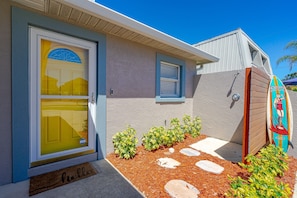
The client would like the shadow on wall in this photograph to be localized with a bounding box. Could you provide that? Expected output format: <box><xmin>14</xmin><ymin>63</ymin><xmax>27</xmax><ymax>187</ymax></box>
<box><xmin>227</xmin><ymin>72</ymin><xmax>239</xmax><ymax>97</ymax></box>
<box><xmin>192</xmin><ymin>74</ymin><xmax>201</xmax><ymax>97</ymax></box>
<box><xmin>230</xmin><ymin>117</ymin><xmax>243</xmax><ymax>144</ymax></box>
<box><xmin>228</xmin><ymin>72</ymin><xmax>240</xmax><ymax>109</ymax></box>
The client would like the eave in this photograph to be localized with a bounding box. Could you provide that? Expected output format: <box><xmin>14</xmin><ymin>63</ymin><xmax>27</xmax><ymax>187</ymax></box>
<box><xmin>11</xmin><ymin>0</ymin><xmax>219</xmax><ymax>64</ymax></box>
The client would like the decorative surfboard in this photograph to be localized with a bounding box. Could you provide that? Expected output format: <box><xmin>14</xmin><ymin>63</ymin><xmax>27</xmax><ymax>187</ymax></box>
<box><xmin>267</xmin><ymin>75</ymin><xmax>293</xmax><ymax>152</ymax></box>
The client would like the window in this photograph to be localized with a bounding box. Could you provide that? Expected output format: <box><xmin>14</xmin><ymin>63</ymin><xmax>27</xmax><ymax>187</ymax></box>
<box><xmin>160</xmin><ymin>62</ymin><xmax>180</xmax><ymax>97</ymax></box>
<box><xmin>249</xmin><ymin>45</ymin><xmax>258</xmax><ymax>61</ymax></box>
<box><xmin>156</xmin><ymin>53</ymin><xmax>185</xmax><ymax>102</ymax></box>
<box><xmin>261</xmin><ymin>55</ymin><xmax>267</xmax><ymax>65</ymax></box>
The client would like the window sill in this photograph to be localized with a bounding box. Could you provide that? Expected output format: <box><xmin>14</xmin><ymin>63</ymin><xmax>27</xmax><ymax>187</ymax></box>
<box><xmin>155</xmin><ymin>96</ymin><xmax>185</xmax><ymax>103</ymax></box>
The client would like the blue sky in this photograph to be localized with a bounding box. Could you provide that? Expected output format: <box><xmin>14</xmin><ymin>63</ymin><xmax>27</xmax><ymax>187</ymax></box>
<box><xmin>95</xmin><ymin>0</ymin><xmax>297</xmax><ymax>79</ymax></box>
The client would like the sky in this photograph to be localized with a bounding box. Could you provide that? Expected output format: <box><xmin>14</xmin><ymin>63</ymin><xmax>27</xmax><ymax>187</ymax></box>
<box><xmin>95</xmin><ymin>0</ymin><xmax>297</xmax><ymax>79</ymax></box>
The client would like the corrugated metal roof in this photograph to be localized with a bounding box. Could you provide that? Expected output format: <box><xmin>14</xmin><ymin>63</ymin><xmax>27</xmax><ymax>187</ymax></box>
<box><xmin>11</xmin><ymin>0</ymin><xmax>219</xmax><ymax>64</ymax></box>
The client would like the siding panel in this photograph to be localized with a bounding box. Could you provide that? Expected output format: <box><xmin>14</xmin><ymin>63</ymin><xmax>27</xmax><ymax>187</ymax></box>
<box><xmin>196</xmin><ymin>32</ymin><xmax>242</xmax><ymax>74</ymax></box>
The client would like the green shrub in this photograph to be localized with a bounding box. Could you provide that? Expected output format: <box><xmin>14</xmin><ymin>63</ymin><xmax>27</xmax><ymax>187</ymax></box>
<box><xmin>181</xmin><ymin>115</ymin><xmax>201</xmax><ymax>137</ymax></box>
<box><xmin>240</xmin><ymin>144</ymin><xmax>289</xmax><ymax>177</ymax></box>
<box><xmin>142</xmin><ymin>126</ymin><xmax>166</xmax><ymax>151</ymax></box>
<box><xmin>112</xmin><ymin>126</ymin><xmax>138</xmax><ymax>159</ymax></box>
<box><xmin>141</xmin><ymin>115</ymin><xmax>201</xmax><ymax>152</ymax></box>
<box><xmin>142</xmin><ymin>117</ymin><xmax>185</xmax><ymax>151</ymax></box>
<box><xmin>228</xmin><ymin>174</ymin><xmax>290</xmax><ymax>198</ymax></box>
<box><xmin>163</xmin><ymin>118</ymin><xmax>185</xmax><ymax>147</ymax></box>
<box><xmin>226</xmin><ymin>144</ymin><xmax>291</xmax><ymax>198</ymax></box>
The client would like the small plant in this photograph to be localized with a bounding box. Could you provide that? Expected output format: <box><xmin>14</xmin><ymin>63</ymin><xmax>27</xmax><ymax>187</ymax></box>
<box><xmin>181</xmin><ymin>115</ymin><xmax>201</xmax><ymax>137</ymax></box>
<box><xmin>142</xmin><ymin>126</ymin><xmax>166</xmax><ymax>151</ymax></box>
<box><xmin>169</xmin><ymin>118</ymin><xmax>185</xmax><ymax>143</ymax></box>
<box><xmin>142</xmin><ymin>118</ymin><xmax>185</xmax><ymax>151</ymax></box>
<box><xmin>228</xmin><ymin>174</ymin><xmax>291</xmax><ymax>198</ymax></box>
<box><xmin>112</xmin><ymin>126</ymin><xmax>138</xmax><ymax>159</ymax></box>
<box><xmin>240</xmin><ymin>144</ymin><xmax>289</xmax><ymax>177</ymax></box>
<box><xmin>162</xmin><ymin>118</ymin><xmax>185</xmax><ymax>147</ymax></box>
<box><xmin>226</xmin><ymin>144</ymin><xmax>291</xmax><ymax>198</ymax></box>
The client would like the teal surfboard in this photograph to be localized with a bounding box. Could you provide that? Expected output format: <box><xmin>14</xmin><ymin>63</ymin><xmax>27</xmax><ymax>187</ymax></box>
<box><xmin>267</xmin><ymin>75</ymin><xmax>293</xmax><ymax>152</ymax></box>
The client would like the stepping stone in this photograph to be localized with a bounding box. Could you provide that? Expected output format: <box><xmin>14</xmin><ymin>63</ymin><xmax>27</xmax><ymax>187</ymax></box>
<box><xmin>180</xmin><ymin>148</ymin><xmax>200</xmax><ymax>157</ymax></box>
<box><xmin>157</xmin><ymin>157</ymin><xmax>181</xmax><ymax>169</ymax></box>
<box><xmin>165</xmin><ymin>179</ymin><xmax>200</xmax><ymax>198</ymax></box>
<box><xmin>195</xmin><ymin>160</ymin><xmax>224</xmax><ymax>174</ymax></box>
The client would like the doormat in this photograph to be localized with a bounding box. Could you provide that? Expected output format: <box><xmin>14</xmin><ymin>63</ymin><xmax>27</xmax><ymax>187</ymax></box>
<box><xmin>29</xmin><ymin>162</ymin><xmax>97</xmax><ymax>196</ymax></box>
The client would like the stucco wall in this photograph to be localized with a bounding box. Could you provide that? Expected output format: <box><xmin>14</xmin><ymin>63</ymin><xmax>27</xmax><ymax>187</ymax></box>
<box><xmin>105</xmin><ymin>35</ymin><xmax>196</xmax><ymax>154</ymax></box>
<box><xmin>193</xmin><ymin>70</ymin><xmax>245</xmax><ymax>144</ymax></box>
<box><xmin>0</xmin><ymin>0</ymin><xmax>12</xmax><ymax>185</ymax></box>
<box><xmin>106</xmin><ymin>98</ymin><xmax>193</xmax><ymax>153</ymax></box>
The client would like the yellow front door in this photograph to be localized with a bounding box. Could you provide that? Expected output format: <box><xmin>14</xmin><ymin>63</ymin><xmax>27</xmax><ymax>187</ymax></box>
<box><xmin>30</xmin><ymin>27</ymin><xmax>96</xmax><ymax>164</ymax></box>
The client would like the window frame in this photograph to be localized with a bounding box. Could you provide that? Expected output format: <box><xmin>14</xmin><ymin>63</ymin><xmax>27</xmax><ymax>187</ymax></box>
<box><xmin>156</xmin><ymin>53</ymin><xmax>185</xmax><ymax>103</ymax></box>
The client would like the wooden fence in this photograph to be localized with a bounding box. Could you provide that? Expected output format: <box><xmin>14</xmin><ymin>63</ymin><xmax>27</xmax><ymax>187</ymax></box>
<box><xmin>242</xmin><ymin>67</ymin><xmax>271</xmax><ymax>161</ymax></box>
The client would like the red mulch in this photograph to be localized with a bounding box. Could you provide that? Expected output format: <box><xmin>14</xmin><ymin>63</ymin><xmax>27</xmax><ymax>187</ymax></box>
<box><xmin>106</xmin><ymin>135</ymin><xmax>297</xmax><ymax>198</ymax></box>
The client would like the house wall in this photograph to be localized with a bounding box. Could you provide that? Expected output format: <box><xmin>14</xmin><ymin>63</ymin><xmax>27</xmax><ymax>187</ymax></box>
<box><xmin>105</xmin><ymin>35</ymin><xmax>196</xmax><ymax>154</ymax></box>
<box><xmin>193</xmin><ymin>70</ymin><xmax>245</xmax><ymax>144</ymax></box>
<box><xmin>0</xmin><ymin>2</ymin><xmax>198</xmax><ymax>184</ymax></box>
<box><xmin>0</xmin><ymin>0</ymin><xmax>12</xmax><ymax>185</ymax></box>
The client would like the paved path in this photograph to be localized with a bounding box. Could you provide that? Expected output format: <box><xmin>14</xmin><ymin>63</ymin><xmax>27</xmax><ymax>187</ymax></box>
<box><xmin>0</xmin><ymin>160</ymin><xmax>144</xmax><ymax>198</ymax></box>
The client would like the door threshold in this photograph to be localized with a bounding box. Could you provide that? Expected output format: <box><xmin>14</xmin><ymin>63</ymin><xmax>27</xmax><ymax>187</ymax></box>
<box><xmin>28</xmin><ymin>152</ymin><xmax>97</xmax><ymax>177</ymax></box>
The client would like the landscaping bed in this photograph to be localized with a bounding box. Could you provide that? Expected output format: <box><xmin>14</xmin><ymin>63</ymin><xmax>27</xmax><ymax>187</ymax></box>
<box><xmin>107</xmin><ymin>134</ymin><xmax>297</xmax><ymax>198</ymax></box>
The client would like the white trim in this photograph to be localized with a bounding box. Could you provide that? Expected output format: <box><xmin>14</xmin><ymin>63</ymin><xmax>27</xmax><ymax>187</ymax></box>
<box><xmin>62</xmin><ymin>0</ymin><xmax>219</xmax><ymax>63</ymax></box>
<box><xmin>29</xmin><ymin>26</ymin><xmax>97</xmax><ymax>163</ymax></box>
<box><xmin>13</xmin><ymin>0</ymin><xmax>219</xmax><ymax>63</ymax></box>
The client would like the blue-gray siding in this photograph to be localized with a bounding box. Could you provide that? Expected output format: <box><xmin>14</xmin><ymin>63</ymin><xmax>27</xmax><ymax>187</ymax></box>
<box><xmin>0</xmin><ymin>0</ymin><xmax>12</xmax><ymax>185</ymax></box>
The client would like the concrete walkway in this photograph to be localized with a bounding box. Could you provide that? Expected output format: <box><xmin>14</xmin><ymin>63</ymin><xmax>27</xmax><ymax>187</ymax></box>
<box><xmin>190</xmin><ymin>137</ymin><xmax>242</xmax><ymax>162</ymax></box>
<box><xmin>0</xmin><ymin>160</ymin><xmax>144</xmax><ymax>198</ymax></box>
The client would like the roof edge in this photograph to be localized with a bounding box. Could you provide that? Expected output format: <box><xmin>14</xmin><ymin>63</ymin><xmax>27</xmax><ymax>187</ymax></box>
<box><xmin>194</xmin><ymin>28</ymin><xmax>269</xmax><ymax>57</ymax></box>
<box><xmin>62</xmin><ymin>0</ymin><xmax>219</xmax><ymax>63</ymax></box>
<box><xmin>193</xmin><ymin>28</ymin><xmax>242</xmax><ymax>46</ymax></box>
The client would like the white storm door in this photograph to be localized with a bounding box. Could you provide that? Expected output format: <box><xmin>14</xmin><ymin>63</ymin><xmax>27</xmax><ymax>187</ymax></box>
<box><xmin>29</xmin><ymin>27</ymin><xmax>97</xmax><ymax>164</ymax></box>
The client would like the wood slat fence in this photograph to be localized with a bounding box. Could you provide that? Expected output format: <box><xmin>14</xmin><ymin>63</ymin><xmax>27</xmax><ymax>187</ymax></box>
<box><xmin>242</xmin><ymin>67</ymin><xmax>271</xmax><ymax>161</ymax></box>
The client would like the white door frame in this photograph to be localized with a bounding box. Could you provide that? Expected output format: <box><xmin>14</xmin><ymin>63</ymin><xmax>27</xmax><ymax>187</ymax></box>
<box><xmin>29</xmin><ymin>26</ymin><xmax>97</xmax><ymax>164</ymax></box>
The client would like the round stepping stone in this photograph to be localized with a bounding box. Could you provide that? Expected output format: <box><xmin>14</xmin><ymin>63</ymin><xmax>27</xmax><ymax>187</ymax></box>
<box><xmin>195</xmin><ymin>160</ymin><xmax>224</xmax><ymax>174</ymax></box>
<box><xmin>165</xmin><ymin>179</ymin><xmax>200</xmax><ymax>198</ymax></box>
<box><xmin>157</xmin><ymin>157</ymin><xmax>181</xmax><ymax>169</ymax></box>
<box><xmin>180</xmin><ymin>148</ymin><xmax>200</xmax><ymax>156</ymax></box>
